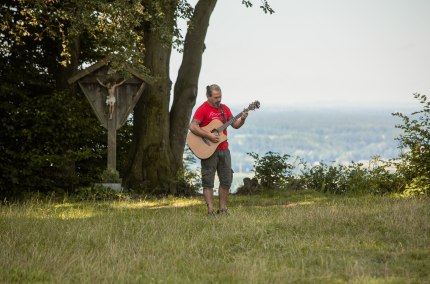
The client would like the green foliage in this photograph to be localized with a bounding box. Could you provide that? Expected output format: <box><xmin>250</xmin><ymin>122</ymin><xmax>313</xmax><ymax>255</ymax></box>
<box><xmin>0</xmin><ymin>86</ymin><xmax>105</xmax><ymax>197</ymax></box>
<box><xmin>74</xmin><ymin>185</ymin><xmax>128</xmax><ymax>201</ymax></box>
<box><xmin>300</xmin><ymin>157</ymin><xmax>403</xmax><ymax>195</ymax></box>
<box><xmin>175</xmin><ymin>149</ymin><xmax>201</xmax><ymax>196</ymax></box>
<box><xmin>100</xmin><ymin>168</ymin><xmax>121</xmax><ymax>183</ymax></box>
<box><xmin>301</xmin><ymin>162</ymin><xmax>347</xmax><ymax>194</ymax></box>
<box><xmin>403</xmin><ymin>176</ymin><xmax>430</xmax><ymax>197</ymax></box>
<box><xmin>0</xmin><ymin>73</ymin><xmax>135</xmax><ymax>198</ymax></box>
<box><xmin>1</xmin><ymin>0</ymin><xmax>147</xmax><ymax>67</ymax></box>
<box><xmin>0</xmin><ymin>0</ymin><xmax>199</xmax><ymax>67</ymax></box>
<box><xmin>242</xmin><ymin>0</ymin><xmax>275</xmax><ymax>14</ymax></box>
<box><xmin>247</xmin><ymin>152</ymin><xmax>403</xmax><ymax>195</ymax></box>
<box><xmin>247</xmin><ymin>151</ymin><xmax>293</xmax><ymax>189</ymax></box>
<box><xmin>175</xmin><ymin>167</ymin><xmax>200</xmax><ymax>196</ymax></box>
<box><xmin>393</xmin><ymin>93</ymin><xmax>430</xmax><ymax>196</ymax></box>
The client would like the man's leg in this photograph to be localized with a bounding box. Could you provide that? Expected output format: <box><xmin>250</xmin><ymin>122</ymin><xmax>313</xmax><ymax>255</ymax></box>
<box><xmin>219</xmin><ymin>187</ymin><xmax>229</xmax><ymax>212</ymax></box>
<box><xmin>201</xmin><ymin>152</ymin><xmax>218</xmax><ymax>215</ymax></box>
<box><xmin>218</xmin><ymin>149</ymin><xmax>233</xmax><ymax>213</ymax></box>
<box><xmin>203</xmin><ymin>188</ymin><xmax>214</xmax><ymax>214</ymax></box>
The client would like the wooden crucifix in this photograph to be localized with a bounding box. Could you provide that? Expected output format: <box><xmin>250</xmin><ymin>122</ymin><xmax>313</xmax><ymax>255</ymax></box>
<box><xmin>68</xmin><ymin>60</ymin><xmax>154</xmax><ymax>172</ymax></box>
<box><xmin>96</xmin><ymin>77</ymin><xmax>126</xmax><ymax>120</ymax></box>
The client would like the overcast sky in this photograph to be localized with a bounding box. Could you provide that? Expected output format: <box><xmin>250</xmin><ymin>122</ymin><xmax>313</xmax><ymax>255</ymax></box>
<box><xmin>170</xmin><ymin>0</ymin><xmax>430</xmax><ymax>109</ymax></box>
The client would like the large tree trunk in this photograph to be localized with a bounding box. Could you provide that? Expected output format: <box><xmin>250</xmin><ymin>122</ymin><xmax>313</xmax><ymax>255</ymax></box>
<box><xmin>170</xmin><ymin>0</ymin><xmax>218</xmax><ymax>171</ymax></box>
<box><xmin>125</xmin><ymin>1</ymin><xmax>177</xmax><ymax>194</ymax></box>
<box><xmin>126</xmin><ymin>0</ymin><xmax>218</xmax><ymax>194</ymax></box>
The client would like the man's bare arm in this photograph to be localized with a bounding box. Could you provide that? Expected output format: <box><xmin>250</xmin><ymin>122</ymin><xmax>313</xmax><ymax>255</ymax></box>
<box><xmin>232</xmin><ymin>111</ymin><xmax>248</xmax><ymax>129</ymax></box>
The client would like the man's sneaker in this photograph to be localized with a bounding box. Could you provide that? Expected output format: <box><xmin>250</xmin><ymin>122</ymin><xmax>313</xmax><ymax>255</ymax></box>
<box><xmin>217</xmin><ymin>209</ymin><xmax>229</xmax><ymax>215</ymax></box>
<box><xmin>208</xmin><ymin>211</ymin><xmax>216</xmax><ymax>216</ymax></box>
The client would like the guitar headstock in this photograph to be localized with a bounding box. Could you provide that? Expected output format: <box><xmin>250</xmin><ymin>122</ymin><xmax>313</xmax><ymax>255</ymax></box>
<box><xmin>247</xmin><ymin>100</ymin><xmax>261</xmax><ymax>111</ymax></box>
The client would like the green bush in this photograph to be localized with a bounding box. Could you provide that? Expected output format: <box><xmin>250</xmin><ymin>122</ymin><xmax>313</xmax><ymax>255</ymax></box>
<box><xmin>247</xmin><ymin>151</ymin><xmax>294</xmax><ymax>189</ymax></box>
<box><xmin>0</xmin><ymin>88</ymin><xmax>105</xmax><ymax>198</ymax></box>
<box><xmin>393</xmin><ymin>93</ymin><xmax>430</xmax><ymax>196</ymax></box>
<box><xmin>300</xmin><ymin>162</ymin><xmax>348</xmax><ymax>194</ymax></box>
<box><xmin>74</xmin><ymin>185</ymin><xmax>129</xmax><ymax>201</ymax></box>
<box><xmin>246</xmin><ymin>152</ymin><xmax>403</xmax><ymax>195</ymax></box>
<box><xmin>300</xmin><ymin>157</ymin><xmax>403</xmax><ymax>195</ymax></box>
<box><xmin>100</xmin><ymin>168</ymin><xmax>121</xmax><ymax>183</ymax></box>
<box><xmin>175</xmin><ymin>148</ymin><xmax>201</xmax><ymax>196</ymax></box>
<box><xmin>403</xmin><ymin>176</ymin><xmax>430</xmax><ymax>197</ymax></box>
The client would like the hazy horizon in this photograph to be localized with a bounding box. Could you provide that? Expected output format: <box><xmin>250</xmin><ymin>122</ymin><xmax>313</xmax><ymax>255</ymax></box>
<box><xmin>223</xmin><ymin>99</ymin><xmax>419</xmax><ymax>114</ymax></box>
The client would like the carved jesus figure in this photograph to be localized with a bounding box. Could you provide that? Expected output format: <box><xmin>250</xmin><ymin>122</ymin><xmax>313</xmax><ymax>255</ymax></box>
<box><xmin>97</xmin><ymin>78</ymin><xmax>126</xmax><ymax>119</ymax></box>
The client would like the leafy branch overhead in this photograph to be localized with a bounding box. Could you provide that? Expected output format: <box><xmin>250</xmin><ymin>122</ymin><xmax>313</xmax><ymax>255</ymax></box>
<box><xmin>242</xmin><ymin>0</ymin><xmax>275</xmax><ymax>14</ymax></box>
<box><xmin>2</xmin><ymin>0</ymin><xmax>148</xmax><ymax>66</ymax></box>
<box><xmin>2</xmin><ymin>0</ymin><xmax>274</xmax><ymax>67</ymax></box>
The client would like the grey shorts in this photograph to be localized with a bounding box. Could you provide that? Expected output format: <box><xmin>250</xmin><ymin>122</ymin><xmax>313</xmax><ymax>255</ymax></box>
<box><xmin>201</xmin><ymin>149</ymin><xmax>233</xmax><ymax>189</ymax></box>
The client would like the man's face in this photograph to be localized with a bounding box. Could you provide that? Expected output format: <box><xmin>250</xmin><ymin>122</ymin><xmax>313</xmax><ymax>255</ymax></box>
<box><xmin>208</xmin><ymin>90</ymin><xmax>222</xmax><ymax>107</ymax></box>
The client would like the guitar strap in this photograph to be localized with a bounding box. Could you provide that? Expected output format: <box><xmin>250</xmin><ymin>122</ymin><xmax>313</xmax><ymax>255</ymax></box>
<box><xmin>219</xmin><ymin>105</ymin><xmax>227</xmax><ymax>123</ymax></box>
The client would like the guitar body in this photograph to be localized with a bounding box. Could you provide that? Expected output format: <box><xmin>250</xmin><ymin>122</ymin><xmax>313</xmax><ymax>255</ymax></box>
<box><xmin>186</xmin><ymin>119</ymin><xmax>227</xmax><ymax>159</ymax></box>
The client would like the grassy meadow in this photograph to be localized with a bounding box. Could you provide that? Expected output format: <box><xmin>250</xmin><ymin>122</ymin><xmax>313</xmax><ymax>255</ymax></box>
<box><xmin>1</xmin><ymin>190</ymin><xmax>429</xmax><ymax>283</ymax></box>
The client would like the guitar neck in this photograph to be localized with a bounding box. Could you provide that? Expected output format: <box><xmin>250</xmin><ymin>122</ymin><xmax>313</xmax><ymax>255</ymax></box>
<box><xmin>214</xmin><ymin>101</ymin><xmax>259</xmax><ymax>132</ymax></box>
<box><xmin>217</xmin><ymin>112</ymin><xmax>243</xmax><ymax>132</ymax></box>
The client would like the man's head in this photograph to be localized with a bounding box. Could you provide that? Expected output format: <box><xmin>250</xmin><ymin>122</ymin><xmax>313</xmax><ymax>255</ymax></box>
<box><xmin>206</xmin><ymin>84</ymin><xmax>222</xmax><ymax>108</ymax></box>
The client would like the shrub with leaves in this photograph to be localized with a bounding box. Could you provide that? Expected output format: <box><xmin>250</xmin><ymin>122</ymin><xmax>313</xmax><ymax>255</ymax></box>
<box><xmin>393</xmin><ymin>93</ymin><xmax>430</xmax><ymax>196</ymax></box>
<box><xmin>366</xmin><ymin>156</ymin><xmax>404</xmax><ymax>195</ymax></box>
<box><xmin>0</xmin><ymin>89</ymin><xmax>105</xmax><ymax>198</ymax></box>
<box><xmin>247</xmin><ymin>151</ymin><xmax>293</xmax><ymax>189</ymax></box>
<box><xmin>299</xmin><ymin>156</ymin><xmax>403</xmax><ymax>195</ymax></box>
<box><xmin>100</xmin><ymin>168</ymin><xmax>121</xmax><ymax>183</ymax></box>
<box><xmin>175</xmin><ymin>148</ymin><xmax>201</xmax><ymax>196</ymax></box>
<box><xmin>75</xmin><ymin>185</ymin><xmax>129</xmax><ymax>201</ymax></box>
<box><xmin>301</xmin><ymin>162</ymin><xmax>348</xmax><ymax>194</ymax></box>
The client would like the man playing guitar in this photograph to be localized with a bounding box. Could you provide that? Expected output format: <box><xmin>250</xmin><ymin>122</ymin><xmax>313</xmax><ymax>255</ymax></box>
<box><xmin>189</xmin><ymin>84</ymin><xmax>248</xmax><ymax>215</ymax></box>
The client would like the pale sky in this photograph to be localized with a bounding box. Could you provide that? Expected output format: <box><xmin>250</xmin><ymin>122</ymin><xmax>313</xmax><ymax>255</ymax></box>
<box><xmin>170</xmin><ymin>0</ymin><xmax>430</xmax><ymax>108</ymax></box>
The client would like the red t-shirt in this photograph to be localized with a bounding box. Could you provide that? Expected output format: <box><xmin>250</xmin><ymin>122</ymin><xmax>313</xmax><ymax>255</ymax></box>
<box><xmin>193</xmin><ymin>101</ymin><xmax>233</xmax><ymax>150</ymax></box>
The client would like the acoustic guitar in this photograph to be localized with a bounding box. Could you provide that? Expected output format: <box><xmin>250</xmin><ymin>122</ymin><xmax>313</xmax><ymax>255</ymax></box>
<box><xmin>187</xmin><ymin>101</ymin><xmax>260</xmax><ymax>159</ymax></box>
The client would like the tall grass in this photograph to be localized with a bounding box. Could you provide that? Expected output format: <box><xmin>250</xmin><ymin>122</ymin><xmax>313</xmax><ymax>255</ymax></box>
<box><xmin>1</xmin><ymin>191</ymin><xmax>429</xmax><ymax>283</ymax></box>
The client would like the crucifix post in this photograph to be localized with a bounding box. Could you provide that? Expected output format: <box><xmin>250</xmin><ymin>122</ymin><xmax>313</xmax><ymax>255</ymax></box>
<box><xmin>107</xmin><ymin>114</ymin><xmax>117</xmax><ymax>170</ymax></box>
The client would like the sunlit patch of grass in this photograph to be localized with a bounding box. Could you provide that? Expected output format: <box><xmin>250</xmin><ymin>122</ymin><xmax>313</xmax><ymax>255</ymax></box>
<box><xmin>53</xmin><ymin>203</ymin><xmax>75</xmax><ymax>208</ymax></box>
<box><xmin>56</xmin><ymin>208</ymin><xmax>95</xmax><ymax>220</ymax></box>
<box><xmin>110</xmin><ymin>197</ymin><xmax>204</xmax><ymax>210</ymax></box>
<box><xmin>1</xmin><ymin>201</ymin><xmax>97</xmax><ymax>220</ymax></box>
